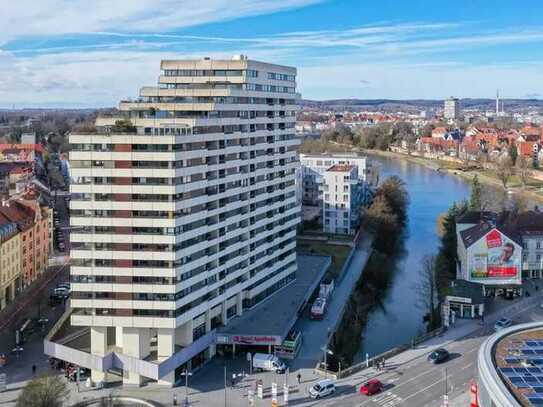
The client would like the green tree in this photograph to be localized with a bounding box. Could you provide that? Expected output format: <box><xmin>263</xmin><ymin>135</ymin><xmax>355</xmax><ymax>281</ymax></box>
<box><xmin>16</xmin><ymin>375</ymin><xmax>69</xmax><ymax>407</ymax></box>
<box><xmin>469</xmin><ymin>175</ymin><xmax>482</xmax><ymax>211</ymax></box>
<box><xmin>508</xmin><ymin>144</ymin><xmax>518</xmax><ymax>166</ymax></box>
<box><xmin>363</xmin><ymin>195</ymin><xmax>399</xmax><ymax>254</ymax></box>
<box><xmin>112</xmin><ymin>119</ymin><xmax>136</xmax><ymax>133</ymax></box>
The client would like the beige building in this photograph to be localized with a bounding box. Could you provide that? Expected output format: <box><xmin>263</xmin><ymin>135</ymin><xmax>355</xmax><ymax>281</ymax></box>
<box><xmin>59</xmin><ymin>56</ymin><xmax>300</xmax><ymax>386</ymax></box>
<box><xmin>0</xmin><ymin>221</ymin><xmax>21</xmax><ymax>310</ymax></box>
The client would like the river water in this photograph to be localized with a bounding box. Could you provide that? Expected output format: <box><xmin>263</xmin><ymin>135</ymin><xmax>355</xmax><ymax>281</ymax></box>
<box><xmin>356</xmin><ymin>155</ymin><xmax>471</xmax><ymax>360</ymax></box>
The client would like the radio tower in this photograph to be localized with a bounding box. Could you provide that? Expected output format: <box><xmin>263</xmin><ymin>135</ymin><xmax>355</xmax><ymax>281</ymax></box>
<box><xmin>496</xmin><ymin>89</ymin><xmax>500</xmax><ymax>115</ymax></box>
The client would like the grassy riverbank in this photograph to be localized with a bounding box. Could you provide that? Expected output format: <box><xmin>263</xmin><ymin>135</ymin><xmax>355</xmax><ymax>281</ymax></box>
<box><xmin>364</xmin><ymin>148</ymin><xmax>543</xmax><ymax>206</ymax></box>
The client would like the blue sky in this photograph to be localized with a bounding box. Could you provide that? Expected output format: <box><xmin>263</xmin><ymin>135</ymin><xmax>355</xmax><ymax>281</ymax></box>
<box><xmin>1</xmin><ymin>0</ymin><xmax>543</xmax><ymax>107</ymax></box>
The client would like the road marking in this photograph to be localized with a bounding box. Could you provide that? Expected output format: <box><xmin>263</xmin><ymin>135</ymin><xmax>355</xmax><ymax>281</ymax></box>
<box><xmin>371</xmin><ymin>391</ymin><xmax>403</xmax><ymax>406</ymax></box>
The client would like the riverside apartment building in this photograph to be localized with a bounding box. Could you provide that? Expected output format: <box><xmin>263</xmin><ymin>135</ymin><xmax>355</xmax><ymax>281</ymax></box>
<box><xmin>64</xmin><ymin>56</ymin><xmax>301</xmax><ymax>386</ymax></box>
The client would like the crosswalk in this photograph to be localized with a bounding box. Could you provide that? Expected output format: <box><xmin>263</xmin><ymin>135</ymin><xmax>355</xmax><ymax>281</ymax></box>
<box><xmin>369</xmin><ymin>391</ymin><xmax>403</xmax><ymax>407</ymax></box>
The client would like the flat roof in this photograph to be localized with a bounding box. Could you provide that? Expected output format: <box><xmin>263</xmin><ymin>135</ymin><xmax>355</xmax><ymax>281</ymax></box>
<box><xmin>217</xmin><ymin>255</ymin><xmax>331</xmax><ymax>341</ymax></box>
<box><xmin>327</xmin><ymin>164</ymin><xmax>354</xmax><ymax>173</ymax></box>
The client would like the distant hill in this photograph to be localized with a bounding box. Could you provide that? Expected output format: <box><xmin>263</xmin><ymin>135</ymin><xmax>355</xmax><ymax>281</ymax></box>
<box><xmin>300</xmin><ymin>98</ymin><xmax>543</xmax><ymax>112</ymax></box>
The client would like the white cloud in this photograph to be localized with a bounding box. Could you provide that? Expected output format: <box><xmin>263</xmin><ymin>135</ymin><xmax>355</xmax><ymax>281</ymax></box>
<box><xmin>0</xmin><ymin>0</ymin><xmax>322</xmax><ymax>44</ymax></box>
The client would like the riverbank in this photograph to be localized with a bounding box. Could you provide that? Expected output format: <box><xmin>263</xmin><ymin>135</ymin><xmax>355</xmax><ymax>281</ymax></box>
<box><xmin>365</xmin><ymin>148</ymin><xmax>543</xmax><ymax>206</ymax></box>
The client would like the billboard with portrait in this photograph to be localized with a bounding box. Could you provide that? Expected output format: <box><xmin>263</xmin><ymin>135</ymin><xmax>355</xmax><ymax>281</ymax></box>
<box><xmin>468</xmin><ymin>229</ymin><xmax>521</xmax><ymax>282</ymax></box>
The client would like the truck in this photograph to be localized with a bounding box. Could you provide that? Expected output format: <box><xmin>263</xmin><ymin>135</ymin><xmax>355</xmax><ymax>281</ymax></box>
<box><xmin>252</xmin><ymin>353</ymin><xmax>287</xmax><ymax>373</ymax></box>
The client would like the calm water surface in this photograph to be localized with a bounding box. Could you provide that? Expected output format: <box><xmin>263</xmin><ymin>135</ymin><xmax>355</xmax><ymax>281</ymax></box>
<box><xmin>356</xmin><ymin>155</ymin><xmax>470</xmax><ymax>360</ymax></box>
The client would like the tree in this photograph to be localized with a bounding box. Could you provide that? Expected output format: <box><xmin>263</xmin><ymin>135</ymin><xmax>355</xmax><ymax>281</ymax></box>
<box><xmin>496</xmin><ymin>156</ymin><xmax>514</xmax><ymax>189</ymax></box>
<box><xmin>363</xmin><ymin>195</ymin><xmax>399</xmax><ymax>254</ymax></box>
<box><xmin>416</xmin><ymin>254</ymin><xmax>439</xmax><ymax>329</ymax></box>
<box><xmin>516</xmin><ymin>154</ymin><xmax>531</xmax><ymax>188</ymax></box>
<box><xmin>112</xmin><ymin>119</ymin><xmax>136</xmax><ymax>133</ymax></box>
<box><xmin>469</xmin><ymin>175</ymin><xmax>482</xmax><ymax>211</ymax></box>
<box><xmin>375</xmin><ymin>176</ymin><xmax>409</xmax><ymax>225</ymax></box>
<box><xmin>508</xmin><ymin>144</ymin><xmax>518</xmax><ymax>166</ymax></box>
<box><xmin>16</xmin><ymin>375</ymin><xmax>69</xmax><ymax>407</ymax></box>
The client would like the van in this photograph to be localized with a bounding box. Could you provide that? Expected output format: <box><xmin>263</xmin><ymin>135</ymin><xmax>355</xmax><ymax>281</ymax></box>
<box><xmin>252</xmin><ymin>353</ymin><xmax>286</xmax><ymax>373</ymax></box>
<box><xmin>308</xmin><ymin>379</ymin><xmax>336</xmax><ymax>399</ymax></box>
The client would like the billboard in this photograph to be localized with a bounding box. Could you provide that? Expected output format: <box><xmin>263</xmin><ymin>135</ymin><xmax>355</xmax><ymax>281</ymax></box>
<box><xmin>469</xmin><ymin>229</ymin><xmax>521</xmax><ymax>281</ymax></box>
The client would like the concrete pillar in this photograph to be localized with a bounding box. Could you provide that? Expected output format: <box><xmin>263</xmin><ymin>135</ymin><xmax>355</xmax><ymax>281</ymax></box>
<box><xmin>176</xmin><ymin>320</ymin><xmax>193</xmax><ymax>347</ymax></box>
<box><xmin>90</xmin><ymin>327</ymin><xmax>108</xmax><ymax>383</ymax></box>
<box><xmin>115</xmin><ymin>327</ymin><xmax>123</xmax><ymax>348</ymax></box>
<box><xmin>236</xmin><ymin>292</ymin><xmax>243</xmax><ymax>316</ymax></box>
<box><xmin>205</xmin><ymin>311</ymin><xmax>216</xmax><ymax>357</ymax></box>
<box><xmin>157</xmin><ymin>328</ymin><xmax>176</xmax><ymax>387</ymax></box>
<box><xmin>205</xmin><ymin>310</ymin><xmax>212</xmax><ymax>333</ymax></box>
<box><xmin>221</xmin><ymin>300</ymin><xmax>228</xmax><ymax>325</ymax></box>
<box><xmin>122</xmin><ymin>328</ymin><xmax>151</xmax><ymax>386</ymax></box>
<box><xmin>10</xmin><ymin>281</ymin><xmax>15</xmax><ymax>301</ymax></box>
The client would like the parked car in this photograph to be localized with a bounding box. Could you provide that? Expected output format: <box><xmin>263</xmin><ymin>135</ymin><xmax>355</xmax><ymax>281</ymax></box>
<box><xmin>360</xmin><ymin>379</ymin><xmax>383</xmax><ymax>396</ymax></box>
<box><xmin>252</xmin><ymin>353</ymin><xmax>286</xmax><ymax>373</ymax></box>
<box><xmin>427</xmin><ymin>348</ymin><xmax>450</xmax><ymax>364</ymax></box>
<box><xmin>57</xmin><ymin>282</ymin><xmax>70</xmax><ymax>291</ymax></box>
<box><xmin>308</xmin><ymin>379</ymin><xmax>335</xmax><ymax>399</ymax></box>
<box><xmin>310</xmin><ymin>298</ymin><xmax>327</xmax><ymax>320</ymax></box>
<box><xmin>53</xmin><ymin>287</ymin><xmax>70</xmax><ymax>298</ymax></box>
<box><xmin>494</xmin><ymin>317</ymin><xmax>513</xmax><ymax>331</ymax></box>
<box><xmin>68</xmin><ymin>367</ymin><xmax>90</xmax><ymax>382</ymax></box>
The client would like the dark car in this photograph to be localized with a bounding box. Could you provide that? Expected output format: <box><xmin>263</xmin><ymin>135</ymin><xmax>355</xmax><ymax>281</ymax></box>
<box><xmin>427</xmin><ymin>348</ymin><xmax>449</xmax><ymax>364</ymax></box>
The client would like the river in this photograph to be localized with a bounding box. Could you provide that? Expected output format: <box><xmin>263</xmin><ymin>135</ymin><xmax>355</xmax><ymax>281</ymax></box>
<box><xmin>356</xmin><ymin>154</ymin><xmax>471</xmax><ymax>360</ymax></box>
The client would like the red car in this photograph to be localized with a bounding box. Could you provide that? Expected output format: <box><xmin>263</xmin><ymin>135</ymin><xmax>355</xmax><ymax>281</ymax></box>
<box><xmin>360</xmin><ymin>379</ymin><xmax>384</xmax><ymax>396</ymax></box>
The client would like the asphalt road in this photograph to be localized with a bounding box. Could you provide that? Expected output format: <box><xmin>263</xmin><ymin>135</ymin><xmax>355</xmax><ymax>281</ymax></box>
<box><xmin>305</xmin><ymin>304</ymin><xmax>543</xmax><ymax>407</ymax></box>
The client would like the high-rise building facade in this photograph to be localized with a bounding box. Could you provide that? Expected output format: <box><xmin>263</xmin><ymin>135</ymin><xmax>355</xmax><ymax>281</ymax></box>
<box><xmin>444</xmin><ymin>97</ymin><xmax>461</xmax><ymax>120</ymax></box>
<box><xmin>68</xmin><ymin>56</ymin><xmax>300</xmax><ymax>386</ymax></box>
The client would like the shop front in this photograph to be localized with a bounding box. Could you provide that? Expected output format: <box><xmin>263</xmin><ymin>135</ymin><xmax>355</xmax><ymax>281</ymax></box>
<box><xmin>442</xmin><ymin>280</ymin><xmax>485</xmax><ymax>326</ymax></box>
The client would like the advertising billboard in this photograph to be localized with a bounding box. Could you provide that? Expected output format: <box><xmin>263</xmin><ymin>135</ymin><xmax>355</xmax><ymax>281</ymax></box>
<box><xmin>469</xmin><ymin>229</ymin><xmax>521</xmax><ymax>281</ymax></box>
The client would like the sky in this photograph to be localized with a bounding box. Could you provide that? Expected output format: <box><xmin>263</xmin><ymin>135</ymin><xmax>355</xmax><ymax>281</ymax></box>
<box><xmin>1</xmin><ymin>0</ymin><xmax>543</xmax><ymax>108</ymax></box>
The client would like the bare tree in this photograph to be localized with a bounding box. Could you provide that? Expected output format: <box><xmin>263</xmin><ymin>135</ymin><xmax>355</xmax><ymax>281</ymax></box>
<box><xmin>16</xmin><ymin>375</ymin><xmax>69</xmax><ymax>407</ymax></box>
<box><xmin>516</xmin><ymin>154</ymin><xmax>532</xmax><ymax>188</ymax></box>
<box><xmin>416</xmin><ymin>255</ymin><xmax>439</xmax><ymax>329</ymax></box>
<box><xmin>496</xmin><ymin>156</ymin><xmax>514</xmax><ymax>189</ymax></box>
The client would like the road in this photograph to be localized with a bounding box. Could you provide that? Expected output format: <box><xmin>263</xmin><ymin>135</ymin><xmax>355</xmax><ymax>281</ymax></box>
<box><xmin>296</xmin><ymin>301</ymin><xmax>543</xmax><ymax>407</ymax></box>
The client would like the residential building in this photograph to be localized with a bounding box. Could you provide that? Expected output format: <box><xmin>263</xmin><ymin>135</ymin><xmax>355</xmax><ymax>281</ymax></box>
<box><xmin>444</xmin><ymin>97</ymin><xmax>461</xmax><ymax>120</ymax></box>
<box><xmin>0</xmin><ymin>199</ymin><xmax>51</xmax><ymax>287</ymax></box>
<box><xmin>0</xmin><ymin>220</ymin><xmax>21</xmax><ymax>309</ymax></box>
<box><xmin>299</xmin><ymin>153</ymin><xmax>376</xmax><ymax>206</ymax></box>
<box><xmin>65</xmin><ymin>56</ymin><xmax>300</xmax><ymax>386</ymax></box>
<box><xmin>321</xmin><ymin>165</ymin><xmax>364</xmax><ymax>235</ymax></box>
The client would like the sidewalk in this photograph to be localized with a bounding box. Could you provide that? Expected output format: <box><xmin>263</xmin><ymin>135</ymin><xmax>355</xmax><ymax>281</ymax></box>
<box><xmin>290</xmin><ymin>233</ymin><xmax>373</xmax><ymax>370</ymax></box>
<box><xmin>333</xmin><ymin>289</ymin><xmax>543</xmax><ymax>387</ymax></box>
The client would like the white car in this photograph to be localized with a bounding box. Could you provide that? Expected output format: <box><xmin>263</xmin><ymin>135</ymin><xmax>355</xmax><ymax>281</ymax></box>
<box><xmin>308</xmin><ymin>379</ymin><xmax>335</xmax><ymax>399</ymax></box>
<box><xmin>494</xmin><ymin>317</ymin><xmax>513</xmax><ymax>331</ymax></box>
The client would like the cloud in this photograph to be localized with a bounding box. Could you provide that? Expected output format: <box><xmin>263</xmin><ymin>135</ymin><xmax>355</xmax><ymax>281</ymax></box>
<box><xmin>0</xmin><ymin>0</ymin><xmax>322</xmax><ymax>44</ymax></box>
<box><xmin>525</xmin><ymin>93</ymin><xmax>542</xmax><ymax>98</ymax></box>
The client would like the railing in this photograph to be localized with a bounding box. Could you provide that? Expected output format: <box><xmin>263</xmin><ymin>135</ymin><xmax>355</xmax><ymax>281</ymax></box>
<box><xmin>316</xmin><ymin>326</ymin><xmax>446</xmax><ymax>379</ymax></box>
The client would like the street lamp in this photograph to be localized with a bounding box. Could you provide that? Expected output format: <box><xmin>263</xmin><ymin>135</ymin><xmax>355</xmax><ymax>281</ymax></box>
<box><xmin>180</xmin><ymin>370</ymin><xmax>193</xmax><ymax>407</ymax></box>
<box><xmin>321</xmin><ymin>346</ymin><xmax>334</xmax><ymax>378</ymax></box>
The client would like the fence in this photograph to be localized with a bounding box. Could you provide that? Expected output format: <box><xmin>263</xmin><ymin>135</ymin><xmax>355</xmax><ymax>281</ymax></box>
<box><xmin>315</xmin><ymin>326</ymin><xmax>446</xmax><ymax>379</ymax></box>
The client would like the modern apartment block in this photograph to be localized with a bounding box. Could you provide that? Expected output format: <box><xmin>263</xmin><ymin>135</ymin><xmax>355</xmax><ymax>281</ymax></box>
<box><xmin>444</xmin><ymin>97</ymin><xmax>461</xmax><ymax>120</ymax></box>
<box><xmin>321</xmin><ymin>165</ymin><xmax>364</xmax><ymax>235</ymax></box>
<box><xmin>66</xmin><ymin>56</ymin><xmax>301</xmax><ymax>386</ymax></box>
<box><xmin>299</xmin><ymin>153</ymin><xmax>376</xmax><ymax>206</ymax></box>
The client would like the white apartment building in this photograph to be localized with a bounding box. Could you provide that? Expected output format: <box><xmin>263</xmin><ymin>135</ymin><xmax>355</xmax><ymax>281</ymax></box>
<box><xmin>321</xmin><ymin>165</ymin><xmax>363</xmax><ymax>235</ymax></box>
<box><xmin>65</xmin><ymin>56</ymin><xmax>300</xmax><ymax>386</ymax></box>
<box><xmin>444</xmin><ymin>97</ymin><xmax>461</xmax><ymax>120</ymax></box>
<box><xmin>299</xmin><ymin>153</ymin><xmax>376</xmax><ymax>206</ymax></box>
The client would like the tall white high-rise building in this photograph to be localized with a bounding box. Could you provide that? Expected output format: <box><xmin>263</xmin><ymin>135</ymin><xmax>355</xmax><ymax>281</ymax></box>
<box><xmin>66</xmin><ymin>56</ymin><xmax>300</xmax><ymax>386</ymax></box>
<box><xmin>444</xmin><ymin>97</ymin><xmax>461</xmax><ymax>120</ymax></box>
